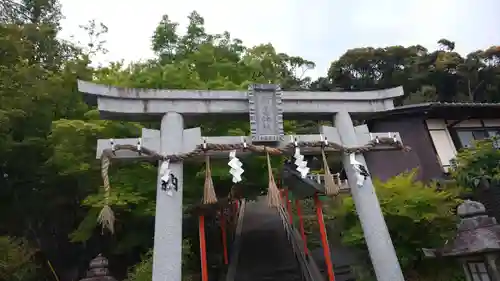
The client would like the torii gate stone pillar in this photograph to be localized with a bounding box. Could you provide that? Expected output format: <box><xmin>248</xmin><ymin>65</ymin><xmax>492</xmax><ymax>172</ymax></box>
<box><xmin>335</xmin><ymin>110</ymin><xmax>405</xmax><ymax>281</ymax></box>
<box><xmin>155</xmin><ymin>112</ymin><xmax>184</xmax><ymax>281</ymax></box>
<box><xmin>78</xmin><ymin>81</ymin><xmax>406</xmax><ymax>281</ymax></box>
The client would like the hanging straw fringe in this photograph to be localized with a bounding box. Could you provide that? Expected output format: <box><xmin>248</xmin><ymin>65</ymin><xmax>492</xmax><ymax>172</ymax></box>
<box><xmin>331</xmin><ymin>173</ymin><xmax>345</xmax><ymax>208</ymax></box>
<box><xmin>203</xmin><ymin>156</ymin><xmax>218</xmax><ymax>204</ymax></box>
<box><xmin>266</xmin><ymin>152</ymin><xmax>281</xmax><ymax>207</ymax></box>
<box><xmin>334</xmin><ymin>173</ymin><xmax>343</xmax><ymax>188</ymax></box>
<box><xmin>99</xmin><ymin>156</ymin><xmax>115</xmax><ymax>234</ymax></box>
<box><xmin>321</xmin><ymin>149</ymin><xmax>340</xmax><ymax>196</ymax></box>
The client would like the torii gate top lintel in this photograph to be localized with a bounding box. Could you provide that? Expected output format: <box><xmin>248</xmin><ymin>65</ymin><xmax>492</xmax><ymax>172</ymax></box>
<box><xmin>77</xmin><ymin>80</ymin><xmax>403</xmax><ymax>119</ymax></box>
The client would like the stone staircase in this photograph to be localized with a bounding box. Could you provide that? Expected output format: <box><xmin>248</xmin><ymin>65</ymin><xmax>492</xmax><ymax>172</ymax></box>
<box><xmin>234</xmin><ymin>199</ymin><xmax>303</xmax><ymax>281</ymax></box>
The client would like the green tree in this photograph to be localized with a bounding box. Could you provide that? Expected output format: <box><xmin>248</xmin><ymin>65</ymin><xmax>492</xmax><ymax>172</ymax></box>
<box><xmin>334</xmin><ymin>171</ymin><xmax>461</xmax><ymax>279</ymax></box>
<box><xmin>451</xmin><ymin>138</ymin><xmax>500</xmax><ymax>189</ymax></box>
<box><xmin>0</xmin><ymin>0</ymin><xmax>97</xmax><ymax>279</ymax></box>
<box><xmin>450</xmin><ymin>138</ymin><xmax>500</xmax><ymax>239</ymax></box>
<box><xmin>323</xmin><ymin>40</ymin><xmax>500</xmax><ymax>104</ymax></box>
<box><xmin>0</xmin><ymin>237</ymin><xmax>37</xmax><ymax>281</ymax></box>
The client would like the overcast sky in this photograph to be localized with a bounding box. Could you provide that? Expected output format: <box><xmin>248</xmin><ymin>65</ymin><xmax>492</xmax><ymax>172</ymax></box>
<box><xmin>58</xmin><ymin>0</ymin><xmax>500</xmax><ymax>79</ymax></box>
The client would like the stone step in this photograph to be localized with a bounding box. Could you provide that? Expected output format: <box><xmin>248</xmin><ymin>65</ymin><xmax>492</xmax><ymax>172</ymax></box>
<box><xmin>234</xmin><ymin>198</ymin><xmax>303</xmax><ymax>281</ymax></box>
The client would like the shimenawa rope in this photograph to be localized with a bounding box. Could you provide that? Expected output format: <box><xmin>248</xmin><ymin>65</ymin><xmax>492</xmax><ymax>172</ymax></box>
<box><xmin>98</xmin><ymin>137</ymin><xmax>409</xmax><ymax>232</ymax></box>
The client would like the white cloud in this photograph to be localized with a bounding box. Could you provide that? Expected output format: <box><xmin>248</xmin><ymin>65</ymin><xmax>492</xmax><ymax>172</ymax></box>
<box><xmin>59</xmin><ymin>0</ymin><xmax>500</xmax><ymax>79</ymax></box>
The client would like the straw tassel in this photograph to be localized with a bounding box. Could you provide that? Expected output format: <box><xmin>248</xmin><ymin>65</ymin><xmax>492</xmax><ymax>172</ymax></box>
<box><xmin>266</xmin><ymin>152</ymin><xmax>281</xmax><ymax>207</ymax></box>
<box><xmin>99</xmin><ymin>156</ymin><xmax>115</xmax><ymax>234</ymax></box>
<box><xmin>331</xmin><ymin>173</ymin><xmax>344</xmax><ymax>208</ymax></box>
<box><xmin>321</xmin><ymin>149</ymin><xmax>340</xmax><ymax>196</ymax></box>
<box><xmin>334</xmin><ymin>173</ymin><xmax>343</xmax><ymax>189</ymax></box>
<box><xmin>203</xmin><ymin>155</ymin><xmax>218</xmax><ymax>204</ymax></box>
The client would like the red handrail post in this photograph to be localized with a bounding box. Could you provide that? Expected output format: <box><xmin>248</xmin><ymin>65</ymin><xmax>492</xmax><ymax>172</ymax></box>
<box><xmin>198</xmin><ymin>215</ymin><xmax>209</xmax><ymax>281</ymax></box>
<box><xmin>314</xmin><ymin>193</ymin><xmax>335</xmax><ymax>281</ymax></box>
<box><xmin>295</xmin><ymin>199</ymin><xmax>309</xmax><ymax>255</ymax></box>
<box><xmin>220</xmin><ymin>209</ymin><xmax>228</xmax><ymax>265</ymax></box>
<box><xmin>285</xmin><ymin>189</ymin><xmax>293</xmax><ymax>224</ymax></box>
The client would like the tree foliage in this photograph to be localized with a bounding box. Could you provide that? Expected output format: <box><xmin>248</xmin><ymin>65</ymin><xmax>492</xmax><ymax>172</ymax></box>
<box><xmin>323</xmin><ymin>41</ymin><xmax>500</xmax><ymax>104</ymax></box>
<box><xmin>0</xmin><ymin>237</ymin><xmax>37</xmax><ymax>281</ymax></box>
<box><xmin>126</xmin><ymin>240</ymin><xmax>194</xmax><ymax>281</ymax></box>
<box><xmin>334</xmin><ymin>171</ymin><xmax>462</xmax><ymax>279</ymax></box>
<box><xmin>1</xmin><ymin>0</ymin><xmax>499</xmax><ymax>280</ymax></box>
<box><xmin>451</xmin><ymin>138</ymin><xmax>500</xmax><ymax>188</ymax></box>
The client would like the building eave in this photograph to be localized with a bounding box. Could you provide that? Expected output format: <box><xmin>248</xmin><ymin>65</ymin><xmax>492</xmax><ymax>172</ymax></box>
<box><xmin>364</xmin><ymin>102</ymin><xmax>500</xmax><ymax>121</ymax></box>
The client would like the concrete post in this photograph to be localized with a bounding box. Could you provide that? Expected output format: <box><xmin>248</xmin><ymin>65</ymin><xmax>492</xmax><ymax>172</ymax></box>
<box><xmin>152</xmin><ymin>112</ymin><xmax>184</xmax><ymax>281</ymax></box>
<box><xmin>334</xmin><ymin>110</ymin><xmax>404</xmax><ymax>281</ymax></box>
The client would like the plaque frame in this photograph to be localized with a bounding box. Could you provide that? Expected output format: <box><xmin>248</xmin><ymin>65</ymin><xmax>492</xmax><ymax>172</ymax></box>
<box><xmin>248</xmin><ymin>84</ymin><xmax>284</xmax><ymax>143</ymax></box>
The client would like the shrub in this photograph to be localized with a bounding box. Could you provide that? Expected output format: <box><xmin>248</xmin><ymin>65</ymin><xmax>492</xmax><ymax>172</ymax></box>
<box><xmin>0</xmin><ymin>236</ymin><xmax>37</xmax><ymax>281</ymax></box>
<box><xmin>450</xmin><ymin>138</ymin><xmax>500</xmax><ymax>189</ymax></box>
<box><xmin>335</xmin><ymin>170</ymin><xmax>461</xmax><ymax>277</ymax></box>
<box><xmin>126</xmin><ymin>239</ymin><xmax>194</xmax><ymax>281</ymax></box>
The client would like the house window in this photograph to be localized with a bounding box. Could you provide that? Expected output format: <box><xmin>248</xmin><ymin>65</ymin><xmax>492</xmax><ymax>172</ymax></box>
<box><xmin>455</xmin><ymin>130</ymin><xmax>488</xmax><ymax>148</ymax></box>
<box><xmin>426</xmin><ymin>119</ymin><xmax>500</xmax><ymax>172</ymax></box>
<box><xmin>452</xmin><ymin>129</ymin><xmax>500</xmax><ymax>149</ymax></box>
<box><xmin>467</xmin><ymin>261</ymin><xmax>491</xmax><ymax>281</ymax></box>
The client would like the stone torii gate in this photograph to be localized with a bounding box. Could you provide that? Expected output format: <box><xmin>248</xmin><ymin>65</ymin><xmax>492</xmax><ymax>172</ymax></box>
<box><xmin>78</xmin><ymin>81</ymin><xmax>407</xmax><ymax>281</ymax></box>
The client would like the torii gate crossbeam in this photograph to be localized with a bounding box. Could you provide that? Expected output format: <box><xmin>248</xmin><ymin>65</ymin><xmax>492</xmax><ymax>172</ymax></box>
<box><xmin>78</xmin><ymin>80</ymin><xmax>401</xmax><ymax>119</ymax></box>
